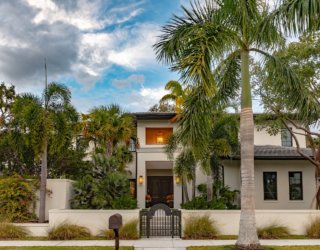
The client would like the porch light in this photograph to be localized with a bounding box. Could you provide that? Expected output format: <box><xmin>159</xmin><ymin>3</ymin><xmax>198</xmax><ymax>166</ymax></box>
<box><xmin>138</xmin><ymin>175</ymin><xmax>144</xmax><ymax>185</ymax></box>
<box><xmin>175</xmin><ymin>176</ymin><xmax>181</xmax><ymax>184</ymax></box>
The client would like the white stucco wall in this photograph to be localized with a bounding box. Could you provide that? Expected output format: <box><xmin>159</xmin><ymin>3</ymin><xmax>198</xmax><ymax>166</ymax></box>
<box><xmin>35</xmin><ymin>179</ymin><xmax>74</xmax><ymax>221</ymax></box>
<box><xmin>49</xmin><ymin>209</ymin><xmax>139</xmax><ymax>235</ymax></box>
<box><xmin>254</xmin><ymin>125</ymin><xmax>306</xmax><ymax>147</ymax></box>
<box><xmin>222</xmin><ymin>160</ymin><xmax>316</xmax><ymax>209</ymax></box>
<box><xmin>13</xmin><ymin>223</ymin><xmax>49</xmax><ymax>237</ymax></box>
<box><xmin>182</xmin><ymin>210</ymin><xmax>320</xmax><ymax>235</ymax></box>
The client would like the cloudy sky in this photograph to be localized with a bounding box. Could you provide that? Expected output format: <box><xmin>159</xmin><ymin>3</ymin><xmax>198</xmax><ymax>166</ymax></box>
<box><xmin>0</xmin><ymin>0</ymin><xmax>199</xmax><ymax>112</ymax></box>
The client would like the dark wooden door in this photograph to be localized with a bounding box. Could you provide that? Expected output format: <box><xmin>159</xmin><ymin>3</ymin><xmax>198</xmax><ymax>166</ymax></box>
<box><xmin>147</xmin><ymin>176</ymin><xmax>173</xmax><ymax>207</ymax></box>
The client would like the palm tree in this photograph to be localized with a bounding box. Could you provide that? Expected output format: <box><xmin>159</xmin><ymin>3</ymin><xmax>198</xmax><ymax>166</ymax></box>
<box><xmin>160</xmin><ymin>80</ymin><xmax>188</xmax><ymax>113</ymax></box>
<box><xmin>154</xmin><ymin>0</ymin><xmax>316</xmax><ymax>248</ymax></box>
<box><xmin>82</xmin><ymin>104</ymin><xmax>135</xmax><ymax>161</ymax></box>
<box><xmin>11</xmin><ymin>83</ymin><xmax>73</xmax><ymax>223</ymax></box>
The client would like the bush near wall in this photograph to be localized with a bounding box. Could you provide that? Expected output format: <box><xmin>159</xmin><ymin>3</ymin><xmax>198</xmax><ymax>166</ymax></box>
<box><xmin>306</xmin><ymin>217</ymin><xmax>320</xmax><ymax>238</ymax></box>
<box><xmin>183</xmin><ymin>215</ymin><xmax>218</xmax><ymax>239</ymax></box>
<box><xmin>0</xmin><ymin>175</ymin><xmax>37</xmax><ymax>222</ymax></box>
<box><xmin>0</xmin><ymin>223</ymin><xmax>29</xmax><ymax>239</ymax></box>
<box><xmin>71</xmin><ymin>172</ymin><xmax>137</xmax><ymax>209</ymax></box>
<box><xmin>48</xmin><ymin>222</ymin><xmax>91</xmax><ymax>240</ymax></box>
<box><xmin>101</xmin><ymin>220</ymin><xmax>139</xmax><ymax>239</ymax></box>
<box><xmin>181</xmin><ymin>184</ymin><xmax>239</xmax><ymax>209</ymax></box>
<box><xmin>257</xmin><ymin>224</ymin><xmax>291</xmax><ymax>239</ymax></box>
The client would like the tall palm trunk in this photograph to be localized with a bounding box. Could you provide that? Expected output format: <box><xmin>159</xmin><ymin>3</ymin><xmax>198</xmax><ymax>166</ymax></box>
<box><xmin>236</xmin><ymin>50</ymin><xmax>260</xmax><ymax>248</ymax></box>
<box><xmin>192</xmin><ymin>165</ymin><xmax>196</xmax><ymax>199</ymax></box>
<box><xmin>182</xmin><ymin>177</ymin><xmax>190</xmax><ymax>203</ymax></box>
<box><xmin>39</xmin><ymin>141</ymin><xmax>47</xmax><ymax>223</ymax></box>
<box><xmin>207</xmin><ymin>171</ymin><xmax>213</xmax><ymax>202</ymax></box>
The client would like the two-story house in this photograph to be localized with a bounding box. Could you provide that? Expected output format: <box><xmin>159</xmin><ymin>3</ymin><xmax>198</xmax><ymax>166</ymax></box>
<box><xmin>127</xmin><ymin>112</ymin><xmax>316</xmax><ymax>210</ymax></box>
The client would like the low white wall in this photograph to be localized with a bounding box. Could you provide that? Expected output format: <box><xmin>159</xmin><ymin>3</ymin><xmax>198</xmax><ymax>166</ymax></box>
<box><xmin>181</xmin><ymin>210</ymin><xmax>320</xmax><ymax>235</ymax></box>
<box><xmin>14</xmin><ymin>223</ymin><xmax>49</xmax><ymax>237</ymax></box>
<box><xmin>34</xmin><ymin>179</ymin><xmax>74</xmax><ymax>221</ymax></box>
<box><xmin>49</xmin><ymin>209</ymin><xmax>140</xmax><ymax>235</ymax></box>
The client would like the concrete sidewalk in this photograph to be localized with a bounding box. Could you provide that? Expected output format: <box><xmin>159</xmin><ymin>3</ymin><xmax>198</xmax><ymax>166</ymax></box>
<box><xmin>1</xmin><ymin>238</ymin><xmax>320</xmax><ymax>248</ymax></box>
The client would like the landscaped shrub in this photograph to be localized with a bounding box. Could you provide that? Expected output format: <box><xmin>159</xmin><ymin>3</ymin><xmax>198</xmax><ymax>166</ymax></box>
<box><xmin>257</xmin><ymin>224</ymin><xmax>290</xmax><ymax>239</ymax></box>
<box><xmin>183</xmin><ymin>215</ymin><xmax>218</xmax><ymax>239</ymax></box>
<box><xmin>101</xmin><ymin>220</ymin><xmax>139</xmax><ymax>240</ymax></box>
<box><xmin>71</xmin><ymin>169</ymin><xmax>137</xmax><ymax>209</ymax></box>
<box><xmin>0</xmin><ymin>175</ymin><xmax>37</xmax><ymax>222</ymax></box>
<box><xmin>112</xmin><ymin>194</ymin><xmax>137</xmax><ymax>209</ymax></box>
<box><xmin>181</xmin><ymin>183</ymin><xmax>239</xmax><ymax>209</ymax></box>
<box><xmin>0</xmin><ymin>223</ymin><xmax>29</xmax><ymax>239</ymax></box>
<box><xmin>306</xmin><ymin>217</ymin><xmax>320</xmax><ymax>238</ymax></box>
<box><xmin>48</xmin><ymin>223</ymin><xmax>91</xmax><ymax>240</ymax></box>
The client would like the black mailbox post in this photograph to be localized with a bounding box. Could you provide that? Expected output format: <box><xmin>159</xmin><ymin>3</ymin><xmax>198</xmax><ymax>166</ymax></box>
<box><xmin>109</xmin><ymin>213</ymin><xmax>123</xmax><ymax>250</ymax></box>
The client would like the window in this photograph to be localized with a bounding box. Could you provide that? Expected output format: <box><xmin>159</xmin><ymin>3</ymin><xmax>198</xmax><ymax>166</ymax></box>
<box><xmin>281</xmin><ymin>128</ymin><xmax>292</xmax><ymax>147</ymax></box>
<box><xmin>289</xmin><ymin>171</ymin><xmax>303</xmax><ymax>200</ymax></box>
<box><xmin>129</xmin><ymin>138</ymin><xmax>136</xmax><ymax>152</ymax></box>
<box><xmin>146</xmin><ymin>128</ymin><xmax>173</xmax><ymax>145</ymax></box>
<box><xmin>263</xmin><ymin>172</ymin><xmax>277</xmax><ymax>200</ymax></box>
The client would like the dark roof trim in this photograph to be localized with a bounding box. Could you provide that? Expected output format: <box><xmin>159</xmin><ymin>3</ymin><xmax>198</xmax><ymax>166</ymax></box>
<box><xmin>226</xmin><ymin>145</ymin><xmax>313</xmax><ymax>160</ymax></box>
<box><xmin>134</xmin><ymin>112</ymin><xmax>177</xmax><ymax>120</ymax></box>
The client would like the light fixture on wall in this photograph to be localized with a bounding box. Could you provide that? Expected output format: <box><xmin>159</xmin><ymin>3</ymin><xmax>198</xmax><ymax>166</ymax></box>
<box><xmin>138</xmin><ymin>175</ymin><xmax>144</xmax><ymax>185</ymax></box>
<box><xmin>175</xmin><ymin>176</ymin><xmax>181</xmax><ymax>184</ymax></box>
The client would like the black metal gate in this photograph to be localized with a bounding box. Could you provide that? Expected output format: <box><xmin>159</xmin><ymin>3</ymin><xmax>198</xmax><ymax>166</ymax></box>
<box><xmin>140</xmin><ymin>203</ymin><xmax>181</xmax><ymax>238</ymax></box>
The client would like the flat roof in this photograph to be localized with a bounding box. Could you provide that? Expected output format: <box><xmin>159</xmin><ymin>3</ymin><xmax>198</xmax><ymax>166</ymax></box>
<box><xmin>134</xmin><ymin>112</ymin><xmax>177</xmax><ymax>120</ymax></box>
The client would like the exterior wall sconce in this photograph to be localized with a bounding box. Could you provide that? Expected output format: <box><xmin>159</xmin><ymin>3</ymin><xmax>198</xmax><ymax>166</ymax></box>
<box><xmin>175</xmin><ymin>176</ymin><xmax>181</xmax><ymax>184</ymax></box>
<box><xmin>138</xmin><ymin>175</ymin><xmax>144</xmax><ymax>185</ymax></box>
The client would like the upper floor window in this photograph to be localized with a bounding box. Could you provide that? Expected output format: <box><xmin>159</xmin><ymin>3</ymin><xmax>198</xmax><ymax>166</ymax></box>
<box><xmin>263</xmin><ymin>172</ymin><xmax>277</xmax><ymax>200</ymax></box>
<box><xmin>281</xmin><ymin>128</ymin><xmax>292</xmax><ymax>147</ymax></box>
<box><xmin>129</xmin><ymin>138</ymin><xmax>136</xmax><ymax>152</ymax></box>
<box><xmin>146</xmin><ymin>128</ymin><xmax>173</xmax><ymax>145</ymax></box>
<box><xmin>289</xmin><ymin>171</ymin><xmax>303</xmax><ymax>200</ymax></box>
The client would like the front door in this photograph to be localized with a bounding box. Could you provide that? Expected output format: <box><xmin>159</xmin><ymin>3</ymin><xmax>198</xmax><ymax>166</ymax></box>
<box><xmin>147</xmin><ymin>176</ymin><xmax>173</xmax><ymax>207</ymax></box>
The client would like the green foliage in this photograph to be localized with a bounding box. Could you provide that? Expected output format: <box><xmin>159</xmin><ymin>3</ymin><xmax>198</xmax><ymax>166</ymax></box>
<box><xmin>101</xmin><ymin>220</ymin><xmax>139</xmax><ymax>240</ymax></box>
<box><xmin>0</xmin><ymin>175</ymin><xmax>37</xmax><ymax>222</ymax></box>
<box><xmin>71</xmin><ymin>171</ymin><xmax>136</xmax><ymax>209</ymax></box>
<box><xmin>112</xmin><ymin>194</ymin><xmax>137</xmax><ymax>209</ymax></box>
<box><xmin>48</xmin><ymin>223</ymin><xmax>91</xmax><ymax>240</ymax></box>
<box><xmin>306</xmin><ymin>217</ymin><xmax>320</xmax><ymax>238</ymax></box>
<box><xmin>181</xmin><ymin>183</ymin><xmax>239</xmax><ymax>210</ymax></box>
<box><xmin>257</xmin><ymin>224</ymin><xmax>291</xmax><ymax>239</ymax></box>
<box><xmin>183</xmin><ymin>215</ymin><xmax>218</xmax><ymax>239</ymax></box>
<box><xmin>0</xmin><ymin>223</ymin><xmax>29</xmax><ymax>239</ymax></box>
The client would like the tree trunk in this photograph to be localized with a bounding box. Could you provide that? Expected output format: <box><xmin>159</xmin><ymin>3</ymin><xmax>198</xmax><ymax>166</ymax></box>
<box><xmin>207</xmin><ymin>172</ymin><xmax>213</xmax><ymax>202</ymax></box>
<box><xmin>192</xmin><ymin>165</ymin><xmax>196</xmax><ymax>199</ymax></box>
<box><xmin>182</xmin><ymin>177</ymin><xmax>190</xmax><ymax>203</ymax></box>
<box><xmin>39</xmin><ymin>141</ymin><xmax>47</xmax><ymax>223</ymax></box>
<box><xmin>236</xmin><ymin>50</ymin><xmax>260</xmax><ymax>249</ymax></box>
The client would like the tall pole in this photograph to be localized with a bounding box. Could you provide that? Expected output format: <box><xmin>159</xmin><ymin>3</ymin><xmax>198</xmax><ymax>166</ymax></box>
<box><xmin>39</xmin><ymin>58</ymin><xmax>48</xmax><ymax>223</ymax></box>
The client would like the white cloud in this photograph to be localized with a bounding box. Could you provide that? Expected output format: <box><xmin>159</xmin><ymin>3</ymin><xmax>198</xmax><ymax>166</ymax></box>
<box><xmin>112</xmin><ymin>74</ymin><xmax>145</xmax><ymax>89</ymax></box>
<box><xmin>108</xmin><ymin>24</ymin><xmax>160</xmax><ymax>69</ymax></box>
<box><xmin>123</xmin><ymin>86</ymin><xmax>169</xmax><ymax>111</ymax></box>
<box><xmin>26</xmin><ymin>0</ymin><xmax>144</xmax><ymax>31</ymax></box>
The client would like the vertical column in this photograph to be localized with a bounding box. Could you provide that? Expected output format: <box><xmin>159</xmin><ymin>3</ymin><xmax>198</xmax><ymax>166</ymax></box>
<box><xmin>137</xmin><ymin>157</ymin><xmax>146</xmax><ymax>209</ymax></box>
<box><xmin>174</xmin><ymin>174</ymin><xmax>182</xmax><ymax>208</ymax></box>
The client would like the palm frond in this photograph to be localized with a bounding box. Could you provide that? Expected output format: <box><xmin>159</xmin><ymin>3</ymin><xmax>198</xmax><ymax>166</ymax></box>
<box><xmin>274</xmin><ymin>0</ymin><xmax>320</xmax><ymax>34</ymax></box>
<box><xmin>214</xmin><ymin>50</ymin><xmax>241</xmax><ymax>107</ymax></box>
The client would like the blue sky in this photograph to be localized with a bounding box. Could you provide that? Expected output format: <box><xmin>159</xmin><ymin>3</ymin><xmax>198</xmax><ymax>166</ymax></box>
<box><xmin>0</xmin><ymin>0</ymin><xmax>198</xmax><ymax>113</ymax></box>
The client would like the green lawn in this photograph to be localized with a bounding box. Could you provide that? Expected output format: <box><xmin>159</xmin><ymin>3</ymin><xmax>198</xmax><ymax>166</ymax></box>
<box><xmin>0</xmin><ymin>247</ymin><xmax>132</xmax><ymax>250</ymax></box>
<box><xmin>188</xmin><ymin>247</ymin><xmax>320</xmax><ymax>250</ymax></box>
